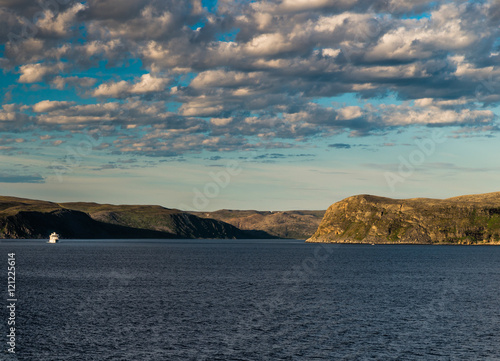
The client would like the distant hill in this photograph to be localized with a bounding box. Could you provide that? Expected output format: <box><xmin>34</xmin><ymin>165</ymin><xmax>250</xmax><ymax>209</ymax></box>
<box><xmin>0</xmin><ymin>196</ymin><xmax>273</xmax><ymax>240</ymax></box>
<box><xmin>191</xmin><ymin>210</ymin><xmax>325</xmax><ymax>240</ymax></box>
<box><xmin>307</xmin><ymin>192</ymin><xmax>500</xmax><ymax>245</ymax></box>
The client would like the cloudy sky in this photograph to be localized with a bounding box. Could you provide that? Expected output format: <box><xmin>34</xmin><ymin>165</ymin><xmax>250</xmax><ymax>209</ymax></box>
<box><xmin>1</xmin><ymin>0</ymin><xmax>500</xmax><ymax>210</ymax></box>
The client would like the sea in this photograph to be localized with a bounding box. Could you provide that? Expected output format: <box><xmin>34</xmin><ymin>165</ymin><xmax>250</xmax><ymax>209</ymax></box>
<box><xmin>1</xmin><ymin>239</ymin><xmax>499</xmax><ymax>361</ymax></box>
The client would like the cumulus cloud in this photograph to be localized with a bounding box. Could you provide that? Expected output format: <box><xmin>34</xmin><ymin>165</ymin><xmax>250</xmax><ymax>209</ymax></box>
<box><xmin>32</xmin><ymin>100</ymin><xmax>75</xmax><ymax>113</ymax></box>
<box><xmin>18</xmin><ymin>62</ymin><xmax>65</xmax><ymax>83</ymax></box>
<box><xmin>211</xmin><ymin>117</ymin><xmax>233</xmax><ymax>126</ymax></box>
<box><xmin>92</xmin><ymin>80</ymin><xmax>130</xmax><ymax>97</ymax></box>
<box><xmin>377</xmin><ymin>103</ymin><xmax>495</xmax><ymax>127</ymax></box>
<box><xmin>0</xmin><ymin>104</ymin><xmax>32</xmax><ymax>131</ymax></box>
<box><xmin>51</xmin><ymin>76</ymin><xmax>97</xmax><ymax>90</ymax></box>
<box><xmin>1</xmin><ymin>0</ymin><xmax>500</xmax><ymax>157</ymax></box>
<box><xmin>93</xmin><ymin>74</ymin><xmax>170</xmax><ymax>97</ymax></box>
<box><xmin>36</xmin><ymin>2</ymin><xmax>88</xmax><ymax>37</ymax></box>
<box><xmin>31</xmin><ymin>100</ymin><xmax>197</xmax><ymax>136</ymax></box>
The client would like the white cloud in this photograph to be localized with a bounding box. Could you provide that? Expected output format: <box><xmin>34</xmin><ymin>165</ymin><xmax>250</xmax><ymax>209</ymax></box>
<box><xmin>366</xmin><ymin>6</ymin><xmax>480</xmax><ymax>62</ymax></box>
<box><xmin>211</xmin><ymin>117</ymin><xmax>233</xmax><ymax>126</ymax></box>
<box><xmin>93</xmin><ymin>74</ymin><xmax>169</xmax><ymax>97</ymax></box>
<box><xmin>32</xmin><ymin>100</ymin><xmax>75</xmax><ymax>113</ymax></box>
<box><xmin>190</xmin><ymin>70</ymin><xmax>263</xmax><ymax>88</ymax></box>
<box><xmin>37</xmin><ymin>3</ymin><xmax>88</xmax><ymax>37</ymax></box>
<box><xmin>337</xmin><ymin>106</ymin><xmax>362</xmax><ymax>120</ymax></box>
<box><xmin>18</xmin><ymin>63</ymin><xmax>65</xmax><ymax>83</ymax></box>
<box><xmin>130</xmin><ymin>74</ymin><xmax>169</xmax><ymax>93</ymax></box>
<box><xmin>321</xmin><ymin>48</ymin><xmax>340</xmax><ymax>57</ymax></box>
<box><xmin>180</xmin><ymin>103</ymin><xmax>224</xmax><ymax>117</ymax></box>
<box><xmin>245</xmin><ymin>33</ymin><xmax>294</xmax><ymax>56</ymax></box>
<box><xmin>371</xmin><ymin>101</ymin><xmax>495</xmax><ymax>127</ymax></box>
<box><xmin>93</xmin><ymin>80</ymin><xmax>130</xmax><ymax>97</ymax></box>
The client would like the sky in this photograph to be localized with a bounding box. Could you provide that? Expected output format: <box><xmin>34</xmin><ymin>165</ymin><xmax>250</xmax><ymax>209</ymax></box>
<box><xmin>1</xmin><ymin>0</ymin><xmax>500</xmax><ymax>211</ymax></box>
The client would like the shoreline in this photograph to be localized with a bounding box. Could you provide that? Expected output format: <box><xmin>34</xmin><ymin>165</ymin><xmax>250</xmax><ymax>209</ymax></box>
<box><xmin>306</xmin><ymin>239</ymin><xmax>500</xmax><ymax>246</ymax></box>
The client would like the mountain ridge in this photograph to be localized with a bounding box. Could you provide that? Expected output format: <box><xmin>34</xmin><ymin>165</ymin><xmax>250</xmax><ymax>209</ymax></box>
<box><xmin>190</xmin><ymin>209</ymin><xmax>324</xmax><ymax>240</ymax></box>
<box><xmin>0</xmin><ymin>196</ymin><xmax>274</xmax><ymax>239</ymax></box>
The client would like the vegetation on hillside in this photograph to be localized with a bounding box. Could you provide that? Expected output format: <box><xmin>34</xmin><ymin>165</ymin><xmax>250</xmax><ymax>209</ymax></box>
<box><xmin>307</xmin><ymin>193</ymin><xmax>500</xmax><ymax>245</ymax></box>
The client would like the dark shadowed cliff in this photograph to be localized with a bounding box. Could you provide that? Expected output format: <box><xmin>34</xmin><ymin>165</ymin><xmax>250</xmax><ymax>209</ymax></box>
<box><xmin>1</xmin><ymin>209</ymin><xmax>178</xmax><ymax>239</ymax></box>
<box><xmin>0</xmin><ymin>196</ymin><xmax>272</xmax><ymax>239</ymax></box>
<box><xmin>307</xmin><ymin>193</ymin><xmax>500</xmax><ymax>244</ymax></box>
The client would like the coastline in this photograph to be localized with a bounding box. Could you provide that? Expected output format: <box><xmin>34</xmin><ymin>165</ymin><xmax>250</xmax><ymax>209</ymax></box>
<box><xmin>306</xmin><ymin>239</ymin><xmax>500</xmax><ymax>245</ymax></box>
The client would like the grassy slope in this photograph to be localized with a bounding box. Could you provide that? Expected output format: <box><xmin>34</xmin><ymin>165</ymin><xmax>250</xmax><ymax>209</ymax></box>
<box><xmin>0</xmin><ymin>196</ymin><xmax>61</xmax><ymax>215</ymax></box>
<box><xmin>0</xmin><ymin>197</ymin><xmax>180</xmax><ymax>233</ymax></box>
<box><xmin>60</xmin><ymin>202</ymin><xmax>181</xmax><ymax>234</ymax></box>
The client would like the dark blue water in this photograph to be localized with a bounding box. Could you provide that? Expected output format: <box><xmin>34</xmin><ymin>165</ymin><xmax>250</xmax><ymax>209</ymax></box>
<box><xmin>1</xmin><ymin>239</ymin><xmax>500</xmax><ymax>360</ymax></box>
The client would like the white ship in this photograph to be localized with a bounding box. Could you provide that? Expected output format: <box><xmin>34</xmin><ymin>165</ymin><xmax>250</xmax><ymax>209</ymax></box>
<box><xmin>48</xmin><ymin>232</ymin><xmax>60</xmax><ymax>243</ymax></box>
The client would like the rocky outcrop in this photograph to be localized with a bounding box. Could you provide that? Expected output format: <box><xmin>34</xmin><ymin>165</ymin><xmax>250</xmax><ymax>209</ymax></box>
<box><xmin>166</xmin><ymin>212</ymin><xmax>274</xmax><ymax>239</ymax></box>
<box><xmin>307</xmin><ymin>193</ymin><xmax>500</xmax><ymax>245</ymax></box>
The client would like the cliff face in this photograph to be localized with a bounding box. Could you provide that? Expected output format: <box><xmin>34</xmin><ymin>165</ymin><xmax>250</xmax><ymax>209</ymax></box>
<box><xmin>191</xmin><ymin>210</ymin><xmax>325</xmax><ymax>239</ymax></box>
<box><xmin>0</xmin><ymin>197</ymin><xmax>272</xmax><ymax>239</ymax></box>
<box><xmin>0</xmin><ymin>209</ymin><xmax>178</xmax><ymax>239</ymax></box>
<box><xmin>307</xmin><ymin>193</ymin><xmax>500</xmax><ymax>245</ymax></box>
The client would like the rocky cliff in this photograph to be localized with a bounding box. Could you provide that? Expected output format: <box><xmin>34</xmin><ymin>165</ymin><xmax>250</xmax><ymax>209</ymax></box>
<box><xmin>0</xmin><ymin>196</ymin><xmax>272</xmax><ymax>239</ymax></box>
<box><xmin>307</xmin><ymin>193</ymin><xmax>500</xmax><ymax>245</ymax></box>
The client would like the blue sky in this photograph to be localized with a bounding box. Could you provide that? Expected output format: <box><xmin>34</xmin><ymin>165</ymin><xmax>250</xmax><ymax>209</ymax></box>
<box><xmin>1</xmin><ymin>0</ymin><xmax>500</xmax><ymax>210</ymax></box>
